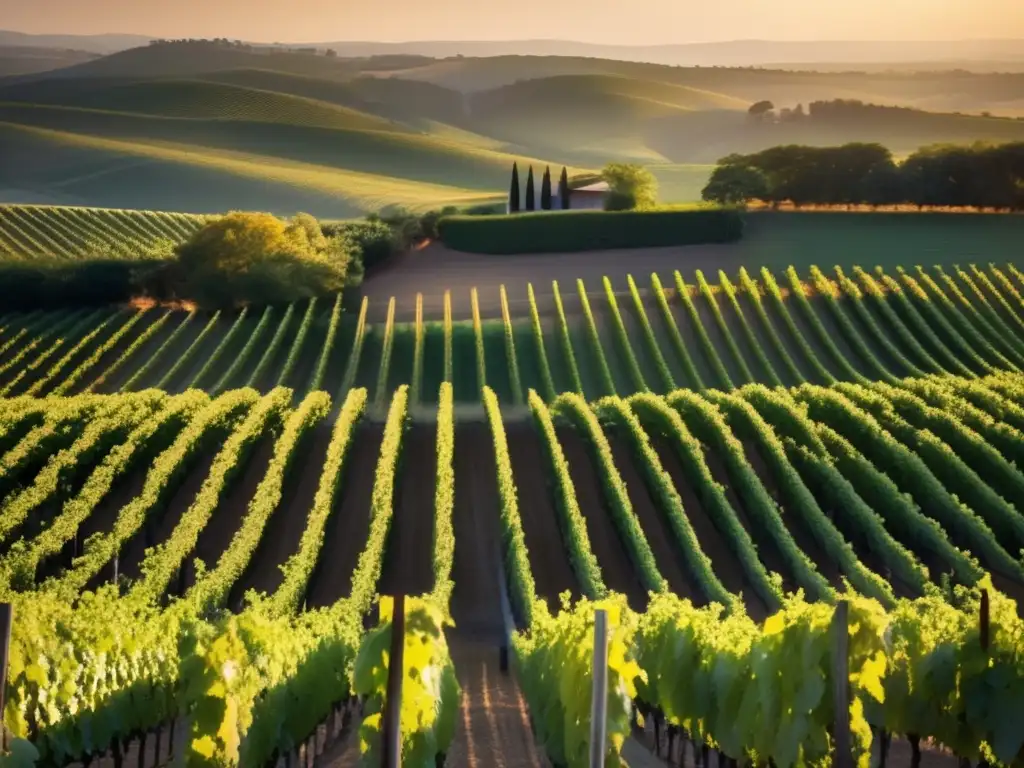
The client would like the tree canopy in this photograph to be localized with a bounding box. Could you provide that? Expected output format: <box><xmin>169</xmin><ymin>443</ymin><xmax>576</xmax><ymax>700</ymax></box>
<box><xmin>700</xmin><ymin>141</ymin><xmax>1024</xmax><ymax>209</ymax></box>
<box><xmin>601</xmin><ymin>163</ymin><xmax>658</xmax><ymax>210</ymax></box>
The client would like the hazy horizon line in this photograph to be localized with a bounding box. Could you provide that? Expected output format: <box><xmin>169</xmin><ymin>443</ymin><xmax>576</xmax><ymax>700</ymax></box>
<box><xmin>4</xmin><ymin>28</ymin><xmax>1024</xmax><ymax>47</ymax></box>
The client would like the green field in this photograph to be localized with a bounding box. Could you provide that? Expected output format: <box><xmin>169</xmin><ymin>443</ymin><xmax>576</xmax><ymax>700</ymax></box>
<box><xmin>5</xmin><ymin>43</ymin><xmax>1024</xmax><ymax>213</ymax></box>
<box><xmin>6</xmin><ymin>38</ymin><xmax>1024</xmax><ymax>768</ymax></box>
<box><xmin>2</xmin><ymin>251</ymin><xmax>1024</xmax><ymax>764</ymax></box>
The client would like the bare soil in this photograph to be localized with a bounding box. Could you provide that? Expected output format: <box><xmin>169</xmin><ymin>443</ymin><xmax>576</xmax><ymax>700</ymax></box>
<box><xmin>378</xmin><ymin>423</ymin><xmax>437</xmax><ymax>597</ymax></box>
<box><xmin>504</xmin><ymin>423</ymin><xmax>579</xmax><ymax>607</ymax></box>
<box><xmin>128</xmin><ymin>312</ymin><xmax>208</xmax><ymax>391</ymax></box>
<box><xmin>555</xmin><ymin>426</ymin><xmax>648</xmax><ymax>610</ymax></box>
<box><xmin>61</xmin><ymin>312</ymin><xmax>145</xmax><ymax>394</ymax></box>
<box><xmin>665</xmin><ymin>291</ymin><xmax>721</xmax><ymax>389</ymax></box>
<box><xmin>649</xmin><ymin>435</ymin><xmax>767</xmax><ymax>620</ymax></box>
<box><xmin>739</xmin><ymin>439</ymin><xmax>845</xmax><ymax>589</ymax></box>
<box><xmin>450</xmin><ymin>423</ymin><xmax>506</xmax><ymax>640</ymax></box>
<box><xmin>93</xmin><ymin>310</ymin><xmax>185</xmax><ymax>394</ymax></box>
<box><xmin>116</xmin><ymin>452</ymin><xmax>215</xmax><ymax>586</ymax></box>
<box><xmin>735</xmin><ymin>291</ymin><xmax>806</xmax><ymax>387</ymax></box>
<box><xmin>229</xmin><ymin>419</ymin><xmax>335</xmax><ymax>608</ymax></box>
<box><xmin>283</xmin><ymin>306</ymin><xmax>329</xmax><ymax>394</ymax></box>
<box><xmin>252</xmin><ymin>311</ymin><xmax>295</xmax><ymax>392</ymax></box>
<box><xmin>444</xmin><ymin>638</ymin><xmax>547</xmax><ymax>768</ymax></box>
<box><xmin>166</xmin><ymin>314</ymin><xmax>232</xmax><ymax>393</ymax></box>
<box><xmin>694</xmin><ymin>291</ymin><xmax>748</xmax><ymax>387</ymax></box>
<box><xmin>304</xmin><ymin>423</ymin><xmax>384</xmax><ymax>609</ymax></box>
<box><xmin>606</xmin><ymin>434</ymin><xmax>697</xmax><ymax>602</ymax></box>
<box><xmin>38</xmin><ymin>460</ymin><xmax>149</xmax><ymax>585</ymax></box>
<box><xmin>172</xmin><ymin>436</ymin><xmax>277</xmax><ymax>597</ymax></box>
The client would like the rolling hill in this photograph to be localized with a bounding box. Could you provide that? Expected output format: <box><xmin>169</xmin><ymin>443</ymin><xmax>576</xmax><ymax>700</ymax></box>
<box><xmin>5</xmin><ymin>42</ymin><xmax>1024</xmax><ymax>212</ymax></box>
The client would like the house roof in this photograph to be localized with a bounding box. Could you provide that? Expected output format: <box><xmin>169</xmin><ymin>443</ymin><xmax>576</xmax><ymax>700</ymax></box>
<box><xmin>573</xmin><ymin>181</ymin><xmax>610</xmax><ymax>193</ymax></box>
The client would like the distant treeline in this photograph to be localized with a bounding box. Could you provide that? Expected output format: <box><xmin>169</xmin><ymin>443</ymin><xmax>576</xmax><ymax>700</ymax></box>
<box><xmin>748</xmin><ymin>98</ymin><xmax>1022</xmax><ymax>124</ymax></box>
<box><xmin>702</xmin><ymin>141</ymin><xmax>1024</xmax><ymax>209</ymax></box>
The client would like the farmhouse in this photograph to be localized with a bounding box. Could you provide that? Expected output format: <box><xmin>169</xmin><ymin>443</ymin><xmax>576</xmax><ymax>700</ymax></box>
<box><xmin>554</xmin><ymin>181</ymin><xmax>608</xmax><ymax>210</ymax></box>
<box><xmin>505</xmin><ymin>164</ymin><xmax>609</xmax><ymax>213</ymax></box>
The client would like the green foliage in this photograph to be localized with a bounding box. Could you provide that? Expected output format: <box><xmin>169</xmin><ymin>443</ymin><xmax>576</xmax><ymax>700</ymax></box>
<box><xmin>527</xmin><ymin>283</ymin><xmax>557</xmax><ymax>401</ymax></box>
<box><xmin>339</xmin><ymin>297</ymin><xmax>369</xmax><ymax>396</ymax></box>
<box><xmin>482</xmin><ymin>387</ymin><xmax>538</xmax><ymax>624</ymax></box>
<box><xmin>211</xmin><ymin>306</ymin><xmax>275</xmax><ymax>394</ymax></box>
<box><xmin>529</xmin><ymin>390</ymin><xmax>605</xmax><ymax>598</ymax></box>
<box><xmin>701</xmin><ymin>164</ymin><xmax>770</xmax><ymax>206</ymax></box>
<box><xmin>718</xmin><ymin>271</ymin><xmax>782</xmax><ymax>385</ymax></box>
<box><xmin>278</xmin><ymin>298</ymin><xmax>319</xmax><ymax>389</ymax></box>
<box><xmin>626</xmin><ymin>275</ymin><xmax>675</xmax><ymax>392</ymax></box>
<box><xmin>635</xmin><ymin>592</ymin><xmax>889</xmax><ymax>768</ymax></box>
<box><xmin>431</xmin><ymin>383</ymin><xmax>455</xmax><ymax>611</ymax></box>
<box><xmin>696</xmin><ymin>270</ymin><xmax>754</xmax><ymax>384</ymax></box>
<box><xmin>375</xmin><ymin>298</ymin><xmax>397</xmax><ymax>407</ymax></box>
<box><xmin>437</xmin><ymin>209</ymin><xmax>743</xmax><ymax>254</ymax></box>
<box><xmin>602</xmin><ymin>277</ymin><xmax>648</xmax><ymax>393</ymax></box>
<box><xmin>88</xmin><ymin>308</ymin><xmax>175</xmax><ymax>392</ymax></box>
<box><xmin>514</xmin><ymin>595</ymin><xmax>644</xmax><ymax>767</ymax></box>
<box><xmin>183</xmin><ymin>391</ymin><xmax>331</xmax><ymax>613</ymax></box>
<box><xmin>309</xmin><ymin>293</ymin><xmax>343</xmax><ymax>394</ymax></box>
<box><xmin>155</xmin><ymin>311</ymin><xmax>222</xmax><ymax>390</ymax></box>
<box><xmin>552</xmin><ymin>280</ymin><xmax>585</xmax><ymax>396</ymax></box>
<box><xmin>470</xmin><ymin>287</ymin><xmax>487</xmax><ymax>394</ymax></box>
<box><xmin>353</xmin><ymin>596</ymin><xmax>460</xmax><ymax>766</ymax></box>
<box><xmin>673</xmin><ymin>271</ymin><xmax>734</xmax><ymax>389</ymax></box>
<box><xmin>499</xmin><ymin>285</ymin><xmax>524</xmax><ymax>405</ymax></box>
<box><xmin>411</xmin><ymin>294</ymin><xmax>425</xmax><ymax>404</ymax></box>
<box><xmin>43</xmin><ymin>389</ymin><xmax>259</xmax><ymax>599</ymax></box>
<box><xmin>649</xmin><ymin>272</ymin><xmax>704</xmax><ymax>389</ymax></box>
<box><xmin>577</xmin><ymin>279</ymin><xmax>618</xmax><ymax>397</ymax></box>
<box><xmin>553</xmin><ymin>393</ymin><xmax>665</xmax><ymax>594</ymax></box>
<box><xmin>271</xmin><ymin>388</ymin><xmax>367</xmax><ymax>614</ymax></box>
<box><xmin>169</xmin><ymin>212</ymin><xmax>351</xmax><ymax>308</ymax></box>
<box><xmin>601</xmin><ymin>163</ymin><xmax>658</xmax><ymax>210</ymax></box>
<box><xmin>594</xmin><ymin>397</ymin><xmax>734</xmax><ymax>607</ymax></box>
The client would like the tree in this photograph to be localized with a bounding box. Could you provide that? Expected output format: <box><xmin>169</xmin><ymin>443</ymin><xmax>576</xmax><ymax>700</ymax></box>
<box><xmin>540</xmin><ymin>166</ymin><xmax>552</xmax><ymax>210</ymax></box>
<box><xmin>601</xmin><ymin>163</ymin><xmax>658</xmax><ymax>210</ymax></box>
<box><xmin>748</xmin><ymin>100</ymin><xmax>775</xmax><ymax>121</ymax></box>
<box><xmin>525</xmin><ymin>166</ymin><xmax>536</xmax><ymax>211</ymax></box>
<box><xmin>170</xmin><ymin>212</ymin><xmax>350</xmax><ymax>307</ymax></box>
<box><xmin>559</xmin><ymin>167</ymin><xmax>570</xmax><ymax>209</ymax></box>
<box><xmin>701</xmin><ymin>165</ymin><xmax>770</xmax><ymax>206</ymax></box>
<box><xmin>509</xmin><ymin>163</ymin><xmax>520</xmax><ymax>213</ymax></box>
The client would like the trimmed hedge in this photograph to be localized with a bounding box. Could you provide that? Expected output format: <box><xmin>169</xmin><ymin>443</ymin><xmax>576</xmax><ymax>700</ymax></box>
<box><xmin>437</xmin><ymin>209</ymin><xmax>743</xmax><ymax>254</ymax></box>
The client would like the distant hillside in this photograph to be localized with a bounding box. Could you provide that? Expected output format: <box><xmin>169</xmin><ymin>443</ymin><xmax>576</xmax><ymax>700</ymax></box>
<box><xmin>328</xmin><ymin>38</ymin><xmax>1024</xmax><ymax>69</ymax></box>
<box><xmin>0</xmin><ymin>46</ymin><xmax>98</xmax><ymax>77</ymax></box>
<box><xmin>8</xmin><ymin>31</ymin><xmax>1023</xmax><ymax>69</ymax></box>
<box><xmin>375</xmin><ymin>56</ymin><xmax>1024</xmax><ymax>116</ymax></box>
<box><xmin>0</xmin><ymin>30</ymin><xmax>152</xmax><ymax>55</ymax></box>
<box><xmin>198</xmin><ymin>69</ymin><xmax>467</xmax><ymax>126</ymax></box>
<box><xmin>0</xmin><ymin>78</ymin><xmax>402</xmax><ymax>132</ymax></box>
<box><xmin>5</xmin><ymin>44</ymin><xmax>1024</xmax><ymax>212</ymax></box>
<box><xmin>1</xmin><ymin>40</ymin><xmax>356</xmax><ymax>82</ymax></box>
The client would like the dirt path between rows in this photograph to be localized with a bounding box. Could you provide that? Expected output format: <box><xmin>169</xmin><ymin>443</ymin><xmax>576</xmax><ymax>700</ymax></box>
<box><xmin>505</xmin><ymin>424</ymin><xmax>579</xmax><ymax>608</ymax></box>
<box><xmin>378</xmin><ymin>423</ymin><xmax>436</xmax><ymax>597</ymax></box>
<box><xmin>556</xmin><ymin>426</ymin><xmax>648</xmax><ymax>610</ymax></box>
<box><xmin>607</xmin><ymin>434</ymin><xmax>698</xmax><ymax>602</ymax></box>
<box><xmin>304</xmin><ymin>423</ymin><xmax>384</xmax><ymax>609</ymax></box>
<box><xmin>648</xmin><ymin>435</ymin><xmax>767</xmax><ymax>620</ymax></box>
<box><xmin>229</xmin><ymin>420</ymin><xmax>335</xmax><ymax>608</ymax></box>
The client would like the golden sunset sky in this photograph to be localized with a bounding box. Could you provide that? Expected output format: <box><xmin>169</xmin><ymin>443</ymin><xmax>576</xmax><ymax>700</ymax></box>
<box><xmin>5</xmin><ymin>0</ymin><xmax>1023</xmax><ymax>43</ymax></box>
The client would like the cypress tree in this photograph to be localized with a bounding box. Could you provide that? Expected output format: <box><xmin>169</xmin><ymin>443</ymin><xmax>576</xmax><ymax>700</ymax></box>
<box><xmin>525</xmin><ymin>166</ymin><xmax>536</xmax><ymax>211</ymax></box>
<box><xmin>540</xmin><ymin>166</ymin><xmax>552</xmax><ymax>210</ymax></box>
<box><xmin>559</xmin><ymin>166</ymin><xmax>570</xmax><ymax>209</ymax></box>
<box><xmin>509</xmin><ymin>162</ymin><xmax>520</xmax><ymax>213</ymax></box>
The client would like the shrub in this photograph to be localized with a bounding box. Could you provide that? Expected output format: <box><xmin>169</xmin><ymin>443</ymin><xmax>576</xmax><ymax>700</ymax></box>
<box><xmin>601</xmin><ymin>163</ymin><xmax>658</xmax><ymax>210</ymax></box>
<box><xmin>166</xmin><ymin>212</ymin><xmax>350</xmax><ymax>307</ymax></box>
<box><xmin>437</xmin><ymin>209</ymin><xmax>743</xmax><ymax>254</ymax></box>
